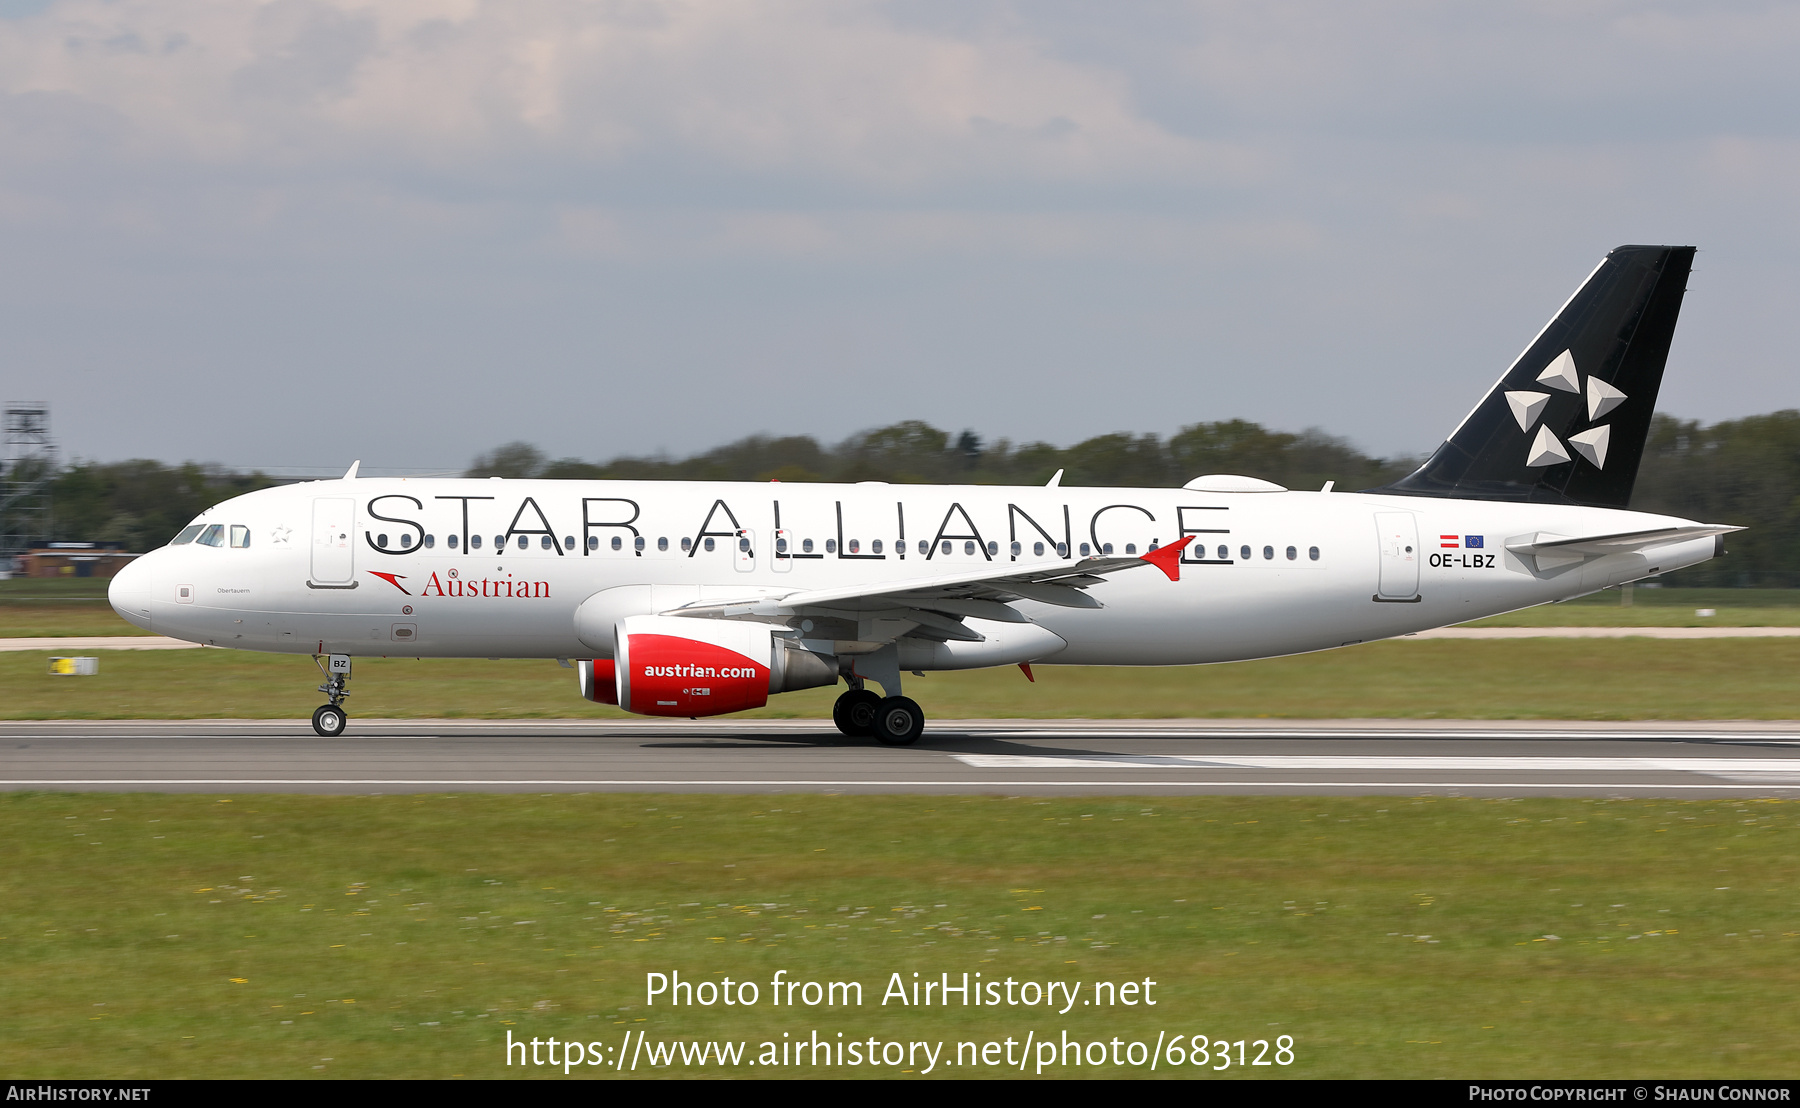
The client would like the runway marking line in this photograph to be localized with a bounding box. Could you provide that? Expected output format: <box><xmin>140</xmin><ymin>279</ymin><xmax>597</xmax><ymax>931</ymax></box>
<box><xmin>953</xmin><ymin>754</ymin><xmax>1800</xmax><ymax>782</ymax></box>
<box><xmin>3</xmin><ymin>779</ymin><xmax>1799</xmax><ymax>790</ymax></box>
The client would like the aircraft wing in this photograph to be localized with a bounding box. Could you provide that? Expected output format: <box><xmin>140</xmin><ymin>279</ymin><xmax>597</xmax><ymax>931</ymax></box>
<box><xmin>662</xmin><ymin>537</ymin><xmax>1194</xmax><ymax>641</ymax></box>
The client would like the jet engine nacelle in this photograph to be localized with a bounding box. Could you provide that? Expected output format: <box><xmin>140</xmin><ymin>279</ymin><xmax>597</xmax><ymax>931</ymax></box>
<box><xmin>591</xmin><ymin>615</ymin><xmax>837</xmax><ymax>718</ymax></box>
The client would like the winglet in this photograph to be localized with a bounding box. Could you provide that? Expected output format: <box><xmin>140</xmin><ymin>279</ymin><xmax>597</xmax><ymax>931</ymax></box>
<box><xmin>1140</xmin><ymin>535</ymin><xmax>1194</xmax><ymax>582</ymax></box>
<box><xmin>1045</xmin><ymin>469</ymin><xmax>1063</xmax><ymax>488</ymax></box>
<box><xmin>1018</xmin><ymin>662</ymin><xmax>1035</xmax><ymax>683</ymax></box>
<box><xmin>343</xmin><ymin>460</ymin><xmax>361</xmax><ymax>480</ymax></box>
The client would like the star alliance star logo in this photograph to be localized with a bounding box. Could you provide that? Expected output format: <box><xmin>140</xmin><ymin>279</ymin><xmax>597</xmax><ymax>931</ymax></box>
<box><xmin>1503</xmin><ymin>349</ymin><xmax>1624</xmax><ymax>469</ymax></box>
<box><xmin>270</xmin><ymin>526</ymin><xmax>292</xmax><ymax>546</ymax></box>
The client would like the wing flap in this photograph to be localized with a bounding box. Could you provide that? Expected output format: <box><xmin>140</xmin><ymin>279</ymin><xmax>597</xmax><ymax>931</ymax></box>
<box><xmin>664</xmin><ymin>538</ymin><xmax>1194</xmax><ymax>624</ymax></box>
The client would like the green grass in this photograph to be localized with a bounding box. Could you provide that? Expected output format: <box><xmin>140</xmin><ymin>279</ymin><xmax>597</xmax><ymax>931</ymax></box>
<box><xmin>0</xmin><ymin>577</ymin><xmax>135</xmax><ymax>636</ymax></box>
<box><xmin>1464</xmin><ymin>587</ymin><xmax>1800</xmax><ymax>627</ymax></box>
<box><xmin>6</xmin><ymin>638</ymin><xmax>1800</xmax><ymax>721</ymax></box>
<box><xmin>2</xmin><ymin>792</ymin><xmax>1795</xmax><ymax>1078</ymax></box>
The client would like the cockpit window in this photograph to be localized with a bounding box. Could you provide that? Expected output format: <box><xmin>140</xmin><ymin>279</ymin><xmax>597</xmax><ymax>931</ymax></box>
<box><xmin>229</xmin><ymin>525</ymin><xmax>251</xmax><ymax>549</ymax></box>
<box><xmin>170</xmin><ymin>525</ymin><xmax>205</xmax><ymax>545</ymax></box>
<box><xmin>195</xmin><ymin>524</ymin><xmax>225</xmax><ymax>547</ymax></box>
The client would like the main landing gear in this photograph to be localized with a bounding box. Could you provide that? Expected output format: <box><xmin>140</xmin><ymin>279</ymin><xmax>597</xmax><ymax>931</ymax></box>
<box><xmin>832</xmin><ymin>681</ymin><xmax>925</xmax><ymax>746</ymax></box>
<box><xmin>311</xmin><ymin>654</ymin><xmax>351</xmax><ymax>737</ymax></box>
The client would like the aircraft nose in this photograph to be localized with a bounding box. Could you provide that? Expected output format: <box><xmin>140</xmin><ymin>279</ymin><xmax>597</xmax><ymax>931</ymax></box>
<box><xmin>108</xmin><ymin>555</ymin><xmax>154</xmax><ymax>632</ymax></box>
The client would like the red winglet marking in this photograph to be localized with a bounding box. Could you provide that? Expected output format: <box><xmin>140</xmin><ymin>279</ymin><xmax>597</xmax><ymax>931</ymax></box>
<box><xmin>1140</xmin><ymin>535</ymin><xmax>1194</xmax><ymax>582</ymax></box>
<box><xmin>1018</xmin><ymin>662</ymin><xmax>1035</xmax><ymax>683</ymax></box>
<box><xmin>368</xmin><ymin>571</ymin><xmax>410</xmax><ymax>595</ymax></box>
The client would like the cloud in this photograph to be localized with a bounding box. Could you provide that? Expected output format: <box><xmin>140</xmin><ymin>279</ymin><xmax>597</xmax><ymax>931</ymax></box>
<box><xmin>0</xmin><ymin>0</ymin><xmax>1238</xmax><ymax>192</ymax></box>
<box><xmin>0</xmin><ymin>1</ymin><xmax>1798</xmax><ymax>468</ymax></box>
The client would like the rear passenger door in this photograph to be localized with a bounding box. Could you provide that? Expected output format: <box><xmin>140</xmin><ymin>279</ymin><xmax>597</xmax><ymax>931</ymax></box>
<box><xmin>311</xmin><ymin>498</ymin><xmax>356</xmax><ymax>585</ymax></box>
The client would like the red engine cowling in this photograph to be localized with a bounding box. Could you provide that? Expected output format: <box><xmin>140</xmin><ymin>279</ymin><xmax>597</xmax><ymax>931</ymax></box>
<box><xmin>577</xmin><ymin>659</ymin><xmax>618</xmax><ymax>704</ymax></box>
<box><xmin>601</xmin><ymin>615</ymin><xmax>836</xmax><ymax>718</ymax></box>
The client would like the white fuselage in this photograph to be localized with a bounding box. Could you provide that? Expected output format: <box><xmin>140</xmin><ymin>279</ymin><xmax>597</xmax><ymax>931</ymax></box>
<box><xmin>107</xmin><ymin>477</ymin><xmax>1716</xmax><ymax>668</ymax></box>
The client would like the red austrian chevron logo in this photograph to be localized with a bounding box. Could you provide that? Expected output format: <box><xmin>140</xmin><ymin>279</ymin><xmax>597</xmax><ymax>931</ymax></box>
<box><xmin>368</xmin><ymin>571</ymin><xmax>410</xmax><ymax>595</ymax></box>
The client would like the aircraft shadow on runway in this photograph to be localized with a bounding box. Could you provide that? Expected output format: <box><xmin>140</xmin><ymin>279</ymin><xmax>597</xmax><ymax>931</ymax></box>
<box><xmin>638</xmin><ymin>733</ymin><xmax>1140</xmax><ymax>758</ymax></box>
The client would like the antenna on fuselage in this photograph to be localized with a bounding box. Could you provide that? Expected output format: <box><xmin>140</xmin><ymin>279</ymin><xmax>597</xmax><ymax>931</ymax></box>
<box><xmin>343</xmin><ymin>460</ymin><xmax>361</xmax><ymax>480</ymax></box>
<box><xmin>1045</xmin><ymin>469</ymin><xmax>1063</xmax><ymax>488</ymax></box>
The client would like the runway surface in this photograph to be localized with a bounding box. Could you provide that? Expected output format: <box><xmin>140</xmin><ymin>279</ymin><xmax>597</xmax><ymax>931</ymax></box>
<box><xmin>6</xmin><ymin>718</ymin><xmax>1800</xmax><ymax>796</ymax></box>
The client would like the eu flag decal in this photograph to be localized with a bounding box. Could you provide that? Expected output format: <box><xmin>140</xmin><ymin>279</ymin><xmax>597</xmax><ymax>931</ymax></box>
<box><xmin>1465</xmin><ymin>535</ymin><xmax>1485</xmax><ymax>549</ymax></box>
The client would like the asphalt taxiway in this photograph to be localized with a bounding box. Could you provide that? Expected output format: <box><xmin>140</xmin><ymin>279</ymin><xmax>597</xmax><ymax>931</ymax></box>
<box><xmin>5</xmin><ymin>718</ymin><xmax>1800</xmax><ymax>796</ymax></box>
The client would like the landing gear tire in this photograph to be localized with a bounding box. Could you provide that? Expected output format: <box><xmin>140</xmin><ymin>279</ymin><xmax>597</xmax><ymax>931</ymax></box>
<box><xmin>312</xmin><ymin>704</ymin><xmax>348</xmax><ymax>737</ymax></box>
<box><xmin>872</xmin><ymin>696</ymin><xmax>925</xmax><ymax>746</ymax></box>
<box><xmin>832</xmin><ymin>689</ymin><xmax>882</xmax><ymax>737</ymax></box>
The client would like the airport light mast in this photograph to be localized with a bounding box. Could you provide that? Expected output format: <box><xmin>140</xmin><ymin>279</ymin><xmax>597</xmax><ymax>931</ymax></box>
<box><xmin>0</xmin><ymin>402</ymin><xmax>56</xmax><ymax>576</ymax></box>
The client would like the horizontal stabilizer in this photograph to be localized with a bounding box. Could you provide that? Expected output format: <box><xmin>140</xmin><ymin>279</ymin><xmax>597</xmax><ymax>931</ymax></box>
<box><xmin>1505</xmin><ymin>524</ymin><xmax>1740</xmax><ymax>558</ymax></box>
<box><xmin>1505</xmin><ymin>524</ymin><xmax>1739</xmax><ymax>572</ymax></box>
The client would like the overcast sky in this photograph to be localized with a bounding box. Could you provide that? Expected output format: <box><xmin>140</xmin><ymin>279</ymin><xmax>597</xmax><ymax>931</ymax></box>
<box><xmin>2</xmin><ymin>0</ymin><xmax>1796</xmax><ymax>472</ymax></box>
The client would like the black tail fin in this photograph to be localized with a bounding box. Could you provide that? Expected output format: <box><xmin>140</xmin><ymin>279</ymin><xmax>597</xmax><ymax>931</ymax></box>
<box><xmin>1379</xmin><ymin>245</ymin><xmax>1694</xmax><ymax>508</ymax></box>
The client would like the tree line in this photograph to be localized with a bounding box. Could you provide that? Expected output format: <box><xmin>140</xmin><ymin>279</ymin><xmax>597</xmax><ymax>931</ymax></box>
<box><xmin>23</xmin><ymin>413</ymin><xmax>1800</xmax><ymax>586</ymax></box>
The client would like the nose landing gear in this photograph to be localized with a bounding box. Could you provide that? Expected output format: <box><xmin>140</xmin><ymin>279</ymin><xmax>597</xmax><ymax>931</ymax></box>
<box><xmin>312</xmin><ymin>703</ymin><xmax>347</xmax><ymax>737</ymax></box>
<box><xmin>311</xmin><ymin>654</ymin><xmax>352</xmax><ymax>736</ymax></box>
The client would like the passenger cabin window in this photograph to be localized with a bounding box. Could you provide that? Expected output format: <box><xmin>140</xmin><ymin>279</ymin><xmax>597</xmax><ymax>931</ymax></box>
<box><xmin>471</xmin><ymin>535</ymin><xmax>483</xmax><ymax>550</ymax></box>
<box><xmin>1309</xmin><ymin>546</ymin><xmax>1320</xmax><ymax>561</ymax></box>
<box><xmin>802</xmin><ymin>538</ymin><xmax>814</xmax><ymax>553</ymax></box>
<box><xmin>825</xmin><ymin>539</ymin><xmax>836</xmax><ymax>553</ymax></box>
<box><xmin>1034</xmin><ymin>542</ymin><xmax>1045</xmax><ymax>556</ymax></box>
<box><xmin>447</xmin><ymin>534</ymin><xmax>458</xmax><ymax>549</ymax></box>
<box><xmin>566</xmin><ymin>536</ymin><xmax>577</xmax><ymax>551</ymax></box>
<box><xmin>540</xmin><ymin>536</ymin><xmax>553</xmax><ymax>550</ymax></box>
<box><xmin>171</xmin><ymin>524</ymin><xmax>205</xmax><ymax>545</ymax></box>
<box><xmin>658</xmin><ymin>537</ymin><xmax>669</xmax><ymax>552</ymax></box>
<box><xmin>424</xmin><ymin>535</ymin><xmax>436</xmax><ymax>549</ymax></box>
<box><xmin>612</xmin><ymin>536</ymin><xmax>623</xmax><ymax>551</ymax></box>
<box><xmin>633</xmin><ymin>537</ymin><xmax>644</xmax><ymax>552</ymax></box>
<box><xmin>1079</xmin><ymin>542</ymin><xmax>1090</xmax><ymax>556</ymax></box>
<box><xmin>376</xmin><ymin>533</ymin><xmax>389</xmax><ymax>549</ymax></box>
<box><xmin>229</xmin><ymin>525</ymin><xmax>251</xmax><ymax>548</ymax></box>
<box><xmin>1263</xmin><ymin>545</ymin><xmax>1274</xmax><ymax>560</ymax></box>
<box><xmin>195</xmin><ymin>524</ymin><xmax>225</xmax><ymax>547</ymax></box>
<box><xmin>516</xmin><ymin>535</ymin><xmax>528</xmax><ymax>550</ymax></box>
<box><xmin>1286</xmin><ymin>546</ymin><xmax>1297</xmax><ymax>560</ymax></box>
<box><xmin>871</xmin><ymin>539</ymin><xmax>883</xmax><ymax>554</ymax></box>
<box><xmin>1218</xmin><ymin>545</ymin><xmax>1228</xmax><ymax>560</ymax></box>
<box><xmin>682</xmin><ymin>538</ymin><xmax>692</xmax><ymax>551</ymax></box>
<box><xmin>1239</xmin><ymin>545</ymin><xmax>1251</xmax><ymax>560</ymax></box>
<box><xmin>588</xmin><ymin>536</ymin><xmax>599</xmax><ymax>550</ymax></box>
<box><xmin>704</xmin><ymin>537</ymin><xmax>716</xmax><ymax>552</ymax></box>
<box><xmin>918</xmin><ymin>540</ymin><xmax>929</xmax><ymax>555</ymax></box>
<box><xmin>847</xmin><ymin>539</ymin><xmax>859</xmax><ymax>553</ymax></box>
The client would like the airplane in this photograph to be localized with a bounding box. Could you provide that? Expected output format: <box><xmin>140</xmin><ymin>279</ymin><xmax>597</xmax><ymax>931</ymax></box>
<box><xmin>108</xmin><ymin>245</ymin><xmax>1737</xmax><ymax>743</ymax></box>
